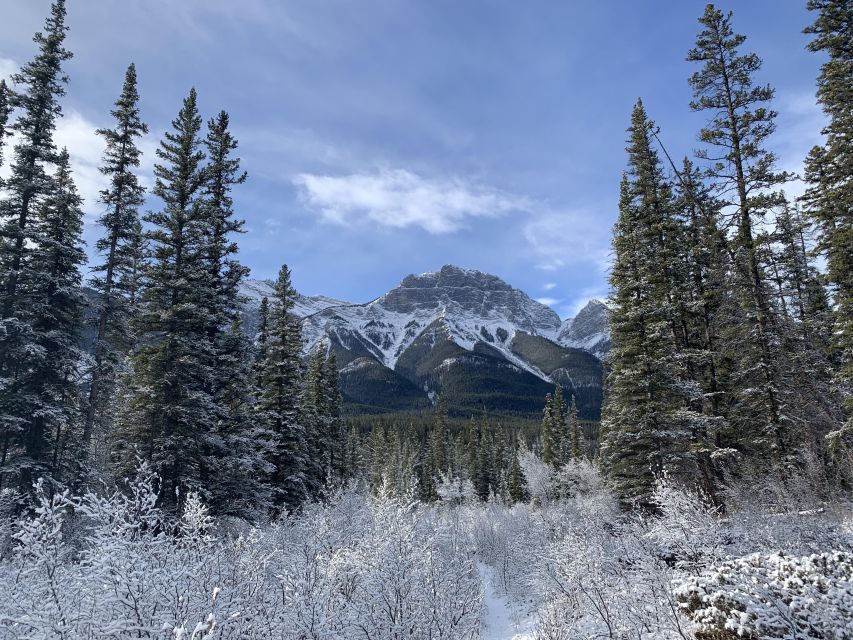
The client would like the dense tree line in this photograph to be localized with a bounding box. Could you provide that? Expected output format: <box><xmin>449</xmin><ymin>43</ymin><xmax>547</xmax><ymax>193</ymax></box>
<box><xmin>600</xmin><ymin>1</ymin><xmax>853</xmax><ymax>507</ymax></box>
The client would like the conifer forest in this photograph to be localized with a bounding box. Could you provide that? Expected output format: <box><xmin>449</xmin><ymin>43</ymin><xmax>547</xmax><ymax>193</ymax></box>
<box><xmin>0</xmin><ymin>1</ymin><xmax>851</xmax><ymax>638</ymax></box>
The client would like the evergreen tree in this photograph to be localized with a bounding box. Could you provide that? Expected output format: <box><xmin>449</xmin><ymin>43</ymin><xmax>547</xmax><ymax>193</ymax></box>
<box><xmin>83</xmin><ymin>64</ymin><xmax>148</xmax><ymax>469</ymax></box>
<box><xmin>301</xmin><ymin>346</ymin><xmax>329</xmax><ymax>499</ymax></box>
<box><xmin>209</xmin><ymin>317</ymin><xmax>272</xmax><ymax>519</ymax></box>
<box><xmin>551</xmin><ymin>385</ymin><xmax>566</xmax><ymax>467</ymax></box>
<box><xmin>324</xmin><ymin>354</ymin><xmax>344</xmax><ymax>483</ymax></box>
<box><xmin>567</xmin><ymin>394</ymin><xmax>582</xmax><ymax>461</ymax></box>
<box><xmin>802</xmin><ymin>0</ymin><xmax>853</xmax><ymax>459</ymax></box>
<box><xmin>0</xmin><ymin>0</ymin><xmax>72</xmax><ymax>492</ymax></box>
<box><xmin>1</xmin><ymin>151</ymin><xmax>85</xmax><ymax>491</ymax></box>
<box><xmin>508</xmin><ymin>445</ymin><xmax>528</xmax><ymax>504</ymax></box>
<box><xmin>429</xmin><ymin>397</ymin><xmax>449</xmax><ymax>494</ymax></box>
<box><xmin>258</xmin><ymin>264</ymin><xmax>306</xmax><ymax>511</ymax></box>
<box><xmin>687</xmin><ymin>4</ymin><xmax>794</xmax><ymax>463</ymax></box>
<box><xmin>253</xmin><ymin>296</ymin><xmax>271</xmax><ymax>396</ymax></box>
<box><xmin>599</xmin><ymin>102</ymin><xmax>706</xmax><ymax>507</ymax></box>
<box><xmin>540</xmin><ymin>392</ymin><xmax>555</xmax><ymax>467</ymax></box>
<box><xmin>473</xmin><ymin>413</ymin><xmax>492</xmax><ymax>501</ymax></box>
<box><xmin>115</xmin><ymin>88</ymin><xmax>215</xmax><ymax>512</ymax></box>
<box><xmin>673</xmin><ymin>157</ymin><xmax>731</xmax><ymax>424</ymax></box>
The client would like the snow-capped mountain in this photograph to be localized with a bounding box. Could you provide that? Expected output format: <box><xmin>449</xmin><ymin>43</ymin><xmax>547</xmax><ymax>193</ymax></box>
<box><xmin>240</xmin><ymin>265</ymin><xmax>609</xmax><ymax>418</ymax></box>
<box><xmin>556</xmin><ymin>299</ymin><xmax>611</xmax><ymax>360</ymax></box>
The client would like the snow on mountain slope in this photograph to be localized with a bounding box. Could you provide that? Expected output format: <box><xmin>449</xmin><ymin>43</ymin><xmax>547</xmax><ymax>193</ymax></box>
<box><xmin>239</xmin><ymin>265</ymin><xmax>610</xmax><ymax>391</ymax></box>
<box><xmin>555</xmin><ymin>299</ymin><xmax>610</xmax><ymax>360</ymax></box>
<box><xmin>238</xmin><ymin>279</ymin><xmax>350</xmax><ymax>318</ymax></box>
<box><xmin>297</xmin><ymin>265</ymin><xmax>565</xmax><ymax>378</ymax></box>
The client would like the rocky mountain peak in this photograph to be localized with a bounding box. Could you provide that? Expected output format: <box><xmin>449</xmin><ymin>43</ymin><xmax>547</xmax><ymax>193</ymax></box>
<box><xmin>399</xmin><ymin>265</ymin><xmax>513</xmax><ymax>292</ymax></box>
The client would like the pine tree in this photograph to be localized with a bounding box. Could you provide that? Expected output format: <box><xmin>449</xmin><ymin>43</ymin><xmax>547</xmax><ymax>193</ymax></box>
<box><xmin>258</xmin><ymin>264</ymin><xmax>306</xmax><ymax>511</ymax></box>
<box><xmin>209</xmin><ymin>317</ymin><xmax>272</xmax><ymax>519</ymax></box>
<box><xmin>802</xmin><ymin>0</ymin><xmax>853</xmax><ymax>460</ymax></box>
<box><xmin>673</xmin><ymin>157</ymin><xmax>730</xmax><ymax>424</ymax></box>
<box><xmin>1</xmin><ymin>151</ymin><xmax>86</xmax><ymax>491</ymax></box>
<box><xmin>473</xmin><ymin>412</ymin><xmax>492</xmax><ymax>501</ymax></box>
<box><xmin>83</xmin><ymin>64</ymin><xmax>148</xmax><ymax>470</ymax></box>
<box><xmin>687</xmin><ymin>5</ymin><xmax>794</xmax><ymax>464</ymax></box>
<box><xmin>0</xmin><ymin>0</ymin><xmax>71</xmax><ymax>320</ymax></box>
<box><xmin>301</xmin><ymin>346</ymin><xmax>328</xmax><ymax>500</ymax></box>
<box><xmin>540</xmin><ymin>393</ymin><xmax>555</xmax><ymax>466</ymax></box>
<box><xmin>431</xmin><ymin>397</ymin><xmax>448</xmax><ymax>476</ymax></box>
<box><xmin>116</xmin><ymin>88</ymin><xmax>215</xmax><ymax>512</ymax></box>
<box><xmin>568</xmin><ymin>394</ymin><xmax>582</xmax><ymax>461</ymax></box>
<box><xmin>324</xmin><ymin>354</ymin><xmax>344</xmax><ymax>483</ymax></box>
<box><xmin>0</xmin><ymin>1</ymin><xmax>73</xmax><ymax>492</ymax></box>
<box><xmin>599</xmin><ymin>102</ymin><xmax>706</xmax><ymax>507</ymax></box>
<box><xmin>508</xmin><ymin>445</ymin><xmax>528</xmax><ymax>504</ymax></box>
<box><xmin>551</xmin><ymin>385</ymin><xmax>566</xmax><ymax>467</ymax></box>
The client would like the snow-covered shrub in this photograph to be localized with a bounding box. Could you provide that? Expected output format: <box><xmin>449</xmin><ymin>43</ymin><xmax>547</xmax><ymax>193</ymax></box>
<box><xmin>536</xmin><ymin>520</ymin><xmax>691</xmax><ymax>640</ymax></box>
<box><xmin>519</xmin><ymin>448</ymin><xmax>554</xmax><ymax>502</ymax></box>
<box><xmin>436</xmin><ymin>473</ymin><xmax>475</xmax><ymax>506</ymax></box>
<box><xmin>645</xmin><ymin>474</ymin><xmax>726</xmax><ymax>573</ymax></box>
<box><xmin>674</xmin><ymin>551</ymin><xmax>853</xmax><ymax>639</ymax></box>
<box><xmin>0</xmin><ymin>481</ymin><xmax>77</xmax><ymax>637</ymax></box>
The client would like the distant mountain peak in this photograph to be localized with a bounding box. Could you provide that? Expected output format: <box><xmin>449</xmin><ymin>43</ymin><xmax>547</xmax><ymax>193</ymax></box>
<box><xmin>399</xmin><ymin>264</ymin><xmax>514</xmax><ymax>292</ymax></box>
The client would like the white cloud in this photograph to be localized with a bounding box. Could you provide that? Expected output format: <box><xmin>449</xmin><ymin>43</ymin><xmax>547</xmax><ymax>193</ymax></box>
<box><xmin>293</xmin><ymin>168</ymin><xmax>531</xmax><ymax>234</ymax></box>
<box><xmin>523</xmin><ymin>209</ymin><xmax>611</xmax><ymax>272</ymax></box>
<box><xmin>0</xmin><ymin>57</ymin><xmax>16</xmax><ymax>82</ymax></box>
<box><xmin>542</xmin><ymin>282</ymin><xmax>556</xmax><ymax>291</ymax></box>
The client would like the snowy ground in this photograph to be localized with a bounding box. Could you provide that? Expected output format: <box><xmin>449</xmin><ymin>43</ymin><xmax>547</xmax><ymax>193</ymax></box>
<box><xmin>478</xmin><ymin>563</ymin><xmax>535</xmax><ymax>640</ymax></box>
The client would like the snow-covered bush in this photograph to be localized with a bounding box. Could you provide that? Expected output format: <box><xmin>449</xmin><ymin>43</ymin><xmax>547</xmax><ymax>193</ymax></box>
<box><xmin>674</xmin><ymin>551</ymin><xmax>853</xmax><ymax>639</ymax></box>
<box><xmin>0</xmin><ymin>468</ymin><xmax>849</xmax><ymax>639</ymax></box>
<box><xmin>645</xmin><ymin>474</ymin><xmax>726</xmax><ymax>573</ymax></box>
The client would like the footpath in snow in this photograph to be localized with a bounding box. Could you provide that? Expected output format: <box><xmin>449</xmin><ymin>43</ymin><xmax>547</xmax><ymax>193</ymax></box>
<box><xmin>478</xmin><ymin>563</ymin><xmax>535</xmax><ymax>640</ymax></box>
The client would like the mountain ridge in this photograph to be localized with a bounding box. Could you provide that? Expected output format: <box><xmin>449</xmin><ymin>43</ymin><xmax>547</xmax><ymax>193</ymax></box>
<box><xmin>238</xmin><ymin>265</ymin><xmax>609</xmax><ymax>419</ymax></box>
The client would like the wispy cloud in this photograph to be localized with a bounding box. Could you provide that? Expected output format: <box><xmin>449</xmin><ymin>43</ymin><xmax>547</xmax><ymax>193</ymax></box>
<box><xmin>542</xmin><ymin>282</ymin><xmax>556</xmax><ymax>291</ymax></box>
<box><xmin>293</xmin><ymin>168</ymin><xmax>532</xmax><ymax>234</ymax></box>
<box><xmin>523</xmin><ymin>209</ymin><xmax>611</xmax><ymax>272</ymax></box>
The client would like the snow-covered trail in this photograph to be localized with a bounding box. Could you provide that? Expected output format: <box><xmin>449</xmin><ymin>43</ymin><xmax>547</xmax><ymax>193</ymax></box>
<box><xmin>478</xmin><ymin>563</ymin><xmax>535</xmax><ymax>640</ymax></box>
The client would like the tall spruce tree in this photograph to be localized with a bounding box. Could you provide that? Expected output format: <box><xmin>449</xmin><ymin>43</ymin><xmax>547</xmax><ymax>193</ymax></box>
<box><xmin>196</xmin><ymin>109</ymin><xmax>272</xmax><ymax>517</ymax></box>
<box><xmin>83</xmin><ymin>64</ymin><xmax>148</xmax><ymax>470</ymax></box>
<box><xmin>115</xmin><ymin>88</ymin><xmax>215</xmax><ymax>512</ymax></box>
<box><xmin>567</xmin><ymin>394</ymin><xmax>582</xmax><ymax>461</ymax></box>
<box><xmin>599</xmin><ymin>102</ymin><xmax>707</xmax><ymax>507</ymax></box>
<box><xmin>540</xmin><ymin>392</ymin><xmax>555</xmax><ymax>467</ymax></box>
<box><xmin>258</xmin><ymin>264</ymin><xmax>307</xmax><ymax>511</ymax></box>
<box><xmin>687</xmin><ymin>5</ymin><xmax>795</xmax><ymax>464</ymax></box>
<box><xmin>551</xmin><ymin>385</ymin><xmax>566</xmax><ymax>467</ymax></box>
<box><xmin>508</xmin><ymin>444</ymin><xmax>528</xmax><ymax>505</ymax></box>
<box><xmin>0</xmin><ymin>0</ymin><xmax>73</xmax><ymax>492</ymax></box>
<box><xmin>802</xmin><ymin>0</ymin><xmax>853</xmax><ymax>461</ymax></box>
<box><xmin>301</xmin><ymin>346</ymin><xmax>329</xmax><ymax>499</ymax></box>
<box><xmin>1</xmin><ymin>151</ymin><xmax>86</xmax><ymax>491</ymax></box>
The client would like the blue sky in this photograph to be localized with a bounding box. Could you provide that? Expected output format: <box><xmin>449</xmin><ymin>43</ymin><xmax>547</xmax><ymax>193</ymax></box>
<box><xmin>0</xmin><ymin>1</ymin><xmax>825</xmax><ymax>318</ymax></box>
